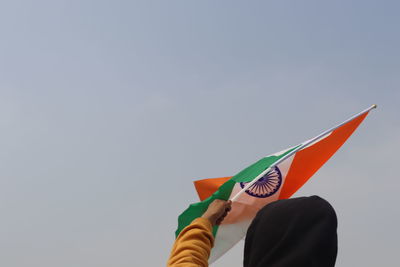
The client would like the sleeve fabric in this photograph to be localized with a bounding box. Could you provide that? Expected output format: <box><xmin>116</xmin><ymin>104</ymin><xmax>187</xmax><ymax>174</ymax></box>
<box><xmin>167</xmin><ymin>217</ymin><xmax>214</xmax><ymax>267</ymax></box>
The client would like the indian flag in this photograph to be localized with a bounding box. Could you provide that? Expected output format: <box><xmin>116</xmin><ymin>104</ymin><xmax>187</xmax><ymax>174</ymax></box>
<box><xmin>175</xmin><ymin>105</ymin><xmax>375</xmax><ymax>264</ymax></box>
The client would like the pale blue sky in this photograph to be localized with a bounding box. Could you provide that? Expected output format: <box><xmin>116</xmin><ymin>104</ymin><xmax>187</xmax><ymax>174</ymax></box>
<box><xmin>0</xmin><ymin>1</ymin><xmax>399</xmax><ymax>266</ymax></box>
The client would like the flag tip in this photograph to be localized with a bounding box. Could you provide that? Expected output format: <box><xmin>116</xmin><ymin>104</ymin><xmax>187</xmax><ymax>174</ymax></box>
<box><xmin>372</xmin><ymin>104</ymin><xmax>377</xmax><ymax>109</ymax></box>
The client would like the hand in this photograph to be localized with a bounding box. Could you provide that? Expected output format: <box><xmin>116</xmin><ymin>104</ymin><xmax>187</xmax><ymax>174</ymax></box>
<box><xmin>201</xmin><ymin>199</ymin><xmax>232</xmax><ymax>226</ymax></box>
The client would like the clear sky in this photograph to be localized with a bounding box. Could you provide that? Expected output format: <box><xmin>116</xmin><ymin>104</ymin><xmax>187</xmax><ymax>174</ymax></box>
<box><xmin>0</xmin><ymin>1</ymin><xmax>399</xmax><ymax>266</ymax></box>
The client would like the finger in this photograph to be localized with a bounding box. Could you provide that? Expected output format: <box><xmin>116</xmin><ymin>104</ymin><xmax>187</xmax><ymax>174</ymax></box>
<box><xmin>216</xmin><ymin>218</ymin><xmax>222</xmax><ymax>225</ymax></box>
<box><xmin>217</xmin><ymin>212</ymin><xmax>227</xmax><ymax>223</ymax></box>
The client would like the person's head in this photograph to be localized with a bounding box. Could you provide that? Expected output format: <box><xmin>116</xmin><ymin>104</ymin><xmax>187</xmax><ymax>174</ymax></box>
<box><xmin>244</xmin><ymin>196</ymin><xmax>337</xmax><ymax>267</ymax></box>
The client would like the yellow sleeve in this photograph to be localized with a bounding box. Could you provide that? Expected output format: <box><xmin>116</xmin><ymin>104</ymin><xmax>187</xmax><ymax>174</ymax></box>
<box><xmin>167</xmin><ymin>217</ymin><xmax>214</xmax><ymax>267</ymax></box>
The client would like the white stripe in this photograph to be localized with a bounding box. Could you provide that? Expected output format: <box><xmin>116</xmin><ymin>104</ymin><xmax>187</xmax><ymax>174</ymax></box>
<box><xmin>210</xmin><ymin>105</ymin><xmax>376</xmax><ymax>262</ymax></box>
<box><xmin>230</xmin><ymin>104</ymin><xmax>375</xmax><ymax>201</ymax></box>
<box><xmin>209</xmin><ymin>219</ymin><xmax>252</xmax><ymax>263</ymax></box>
<box><xmin>209</xmin><ymin>155</ymin><xmax>295</xmax><ymax>264</ymax></box>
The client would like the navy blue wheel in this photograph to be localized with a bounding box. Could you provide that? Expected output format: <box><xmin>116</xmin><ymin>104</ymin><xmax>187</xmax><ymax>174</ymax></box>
<box><xmin>239</xmin><ymin>166</ymin><xmax>282</xmax><ymax>198</ymax></box>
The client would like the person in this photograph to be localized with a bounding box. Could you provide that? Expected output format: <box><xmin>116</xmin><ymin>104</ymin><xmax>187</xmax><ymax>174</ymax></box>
<box><xmin>244</xmin><ymin>196</ymin><xmax>337</xmax><ymax>267</ymax></box>
<box><xmin>167</xmin><ymin>196</ymin><xmax>337</xmax><ymax>267</ymax></box>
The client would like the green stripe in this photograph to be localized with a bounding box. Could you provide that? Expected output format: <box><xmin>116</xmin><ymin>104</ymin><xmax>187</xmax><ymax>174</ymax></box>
<box><xmin>175</xmin><ymin>146</ymin><xmax>299</xmax><ymax>238</ymax></box>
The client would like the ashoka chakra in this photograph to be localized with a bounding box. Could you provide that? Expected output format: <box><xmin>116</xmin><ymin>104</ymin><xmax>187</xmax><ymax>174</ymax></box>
<box><xmin>239</xmin><ymin>166</ymin><xmax>282</xmax><ymax>198</ymax></box>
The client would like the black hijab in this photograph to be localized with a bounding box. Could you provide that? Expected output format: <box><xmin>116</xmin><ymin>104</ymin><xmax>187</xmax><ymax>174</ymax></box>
<box><xmin>244</xmin><ymin>196</ymin><xmax>338</xmax><ymax>267</ymax></box>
